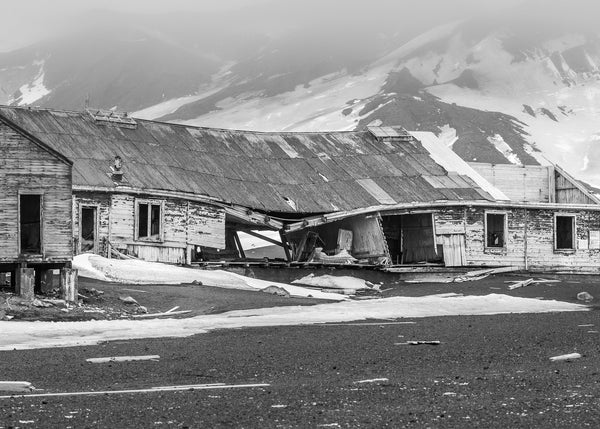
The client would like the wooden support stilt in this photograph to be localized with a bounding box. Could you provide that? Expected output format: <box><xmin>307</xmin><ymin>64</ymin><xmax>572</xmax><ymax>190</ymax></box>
<box><xmin>185</xmin><ymin>245</ymin><xmax>193</xmax><ymax>265</ymax></box>
<box><xmin>15</xmin><ymin>268</ymin><xmax>35</xmax><ymax>300</ymax></box>
<box><xmin>60</xmin><ymin>268</ymin><xmax>78</xmax><ymax>302</ymax></box>
<box><xmin>40</xmin><ymin>269</ymin><xmax>55</xmax><ymax>294</ymax></box>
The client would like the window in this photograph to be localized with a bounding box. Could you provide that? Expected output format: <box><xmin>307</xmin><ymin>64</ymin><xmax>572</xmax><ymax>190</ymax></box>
<box><xmin>485</xmin><ymin>212</ymin><xmax>506</xmax><ymax>248</ymax></box>
<box><xmin>555</xmin><ymin>214</ymin><xmax>575</xmax><ymax>250</ymax></box>
<box><xmin>137</xmin><ymin>201</ymin><xmax>162</xmax><ymax>240</ymax></box>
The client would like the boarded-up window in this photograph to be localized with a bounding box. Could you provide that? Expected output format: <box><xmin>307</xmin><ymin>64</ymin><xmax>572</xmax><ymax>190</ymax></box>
<box><xmin>137</xmin><ymin>202</ymin><xmax>162</xmax><ymax>239</ymax></box>
<box><xmin>485</xmin><ymin>213</ymin><xmax>506</xmax><ymax>248</ymax></box>
<box><xmin>555</xmin><ymin>215</ymin><xmax>575</xmax><ymax>250</ymax></box>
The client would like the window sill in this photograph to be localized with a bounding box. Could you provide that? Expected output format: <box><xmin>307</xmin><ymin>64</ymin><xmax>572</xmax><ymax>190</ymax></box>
<box><xmin>136</xmin><ymin>237</ymin><xmax>163</xmax><ymax>243</ymax></box>
<box><xmin>554</xmin><ymin>249</ymin><xmax>576</xmax><ymax>255</ymax></box>
<box><xmin>484</xmin><ymin>247</ymin><xmax>507</xmax><ymax>254</ymax></box>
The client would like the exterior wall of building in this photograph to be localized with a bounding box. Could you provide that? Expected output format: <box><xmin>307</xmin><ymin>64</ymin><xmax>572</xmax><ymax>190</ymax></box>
<box><xmin>434</xmin><ymin>206</ymin><xmax>600</xmax><ymax>271</ymax></box>
<box><xmin>0</xmin><ymin>122</ymin><xmax>72</xmax><ymax>264</ymax></box>
<box><xmin>73</xmin><ymin>191</ymin><xmax>226</xmax><ymax>264</ymax></box>
<box><xmin>469</xmin><ymin>163</ymin><xmax>551</xmax><ymax>202</ymax></box>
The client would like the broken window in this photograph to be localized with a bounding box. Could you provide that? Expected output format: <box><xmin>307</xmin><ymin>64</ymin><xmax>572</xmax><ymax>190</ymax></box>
<box><xmin>137</xmin><ymin>201</ymin><xmax>162</xmax><ymax>239</ymax></box>
<box><xmin>555</xmin><ymin>215</ymin><xmax>575</xmax><ymax>250</ymax></box>
<box><xmin>485</xmin><ymin>212</ymin><xmax>506</xmax><ymax>248</ymax></box>
<box><xmin>20</xmin><ymin>194</ymin><xmax>42</xmax><ymax>254</ymax></box>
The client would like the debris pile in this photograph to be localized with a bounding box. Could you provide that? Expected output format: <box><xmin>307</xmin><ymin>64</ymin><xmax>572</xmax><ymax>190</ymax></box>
<box><xmin>291</xmin><ymin>274</ymin><xmax>382</xmax><ymax>297</ymax></box>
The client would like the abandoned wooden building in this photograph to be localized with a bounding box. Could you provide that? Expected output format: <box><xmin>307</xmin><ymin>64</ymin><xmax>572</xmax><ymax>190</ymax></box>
<box><xmin>0</xmin><ymin>111</ymin><xmax>75</xmax><ymax>297</ymax></box>
<box><xmin>1</xmin><ymin>105</ymin><xmax>599</xmax><ymax>272</ymax></box>
<box><xmin>286</xmin><ymin>132</ymin><xmax>600</xmax><ymax>271</ymax></box>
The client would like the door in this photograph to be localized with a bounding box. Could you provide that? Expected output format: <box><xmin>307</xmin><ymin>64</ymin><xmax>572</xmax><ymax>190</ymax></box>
<box><xmin>80</xmin><ymin>207</ymin><xmax>97</xmax><ymax>253</ymax></box>
<box><xmin>440</xmin><ymin>234</ymin><xmax>466</xmax><ymax>267</ymax></box>
<box><xmin>19</xmin><ymin>194</ymin><xmax>42</xmax><ymax>254</ymax></box>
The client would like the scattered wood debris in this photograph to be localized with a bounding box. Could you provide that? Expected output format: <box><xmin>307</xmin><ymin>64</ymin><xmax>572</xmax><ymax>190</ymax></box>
<box><xmin>0</xmin><ymin>381</ymin><xmax>35</xmax><ymax>392</ymax></box>
<box><xmin>549</xmin><ymin>353</ymin><xmax>582</xmax><ymax>362</ymax></box>
<box><xmin>508</xmin><ymin>278</ymin><xmax>534</xmax><ymax>290</ymax></box>
<box><xmin>454</xmin><ymin>266</ymin><xmax>518</xmax><ymax>283</ymax></box>
<box><xmin>406</xmin><ymin>266</ymin><xmax>519</xmax><ymax>284</ymax></box>
<box><xmin>86</xmin><ymin>355</ymin><xmax>160</xmax><ymax>364</ymax></box>
<box><xmin>354</xmin><ymin>378</ymin><xmax>389</xmax><ymax>384</ymax></box>
<box><xmin>132</xmin><ymin>309</ymin><xmax>192</xmax><ymax>319</ymax></box>
<box><xmin>507</xmin><ymin>278</ymin><xmax>560</xmax><ymax>290</ymax></box>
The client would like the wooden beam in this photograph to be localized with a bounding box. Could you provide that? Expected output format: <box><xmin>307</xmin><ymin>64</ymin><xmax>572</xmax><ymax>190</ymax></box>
<box><xmin>279</xmin><ymin>231</ymin><xmax>292</xmax><ymax>262</ymax></box>
<box><xmin>233</xmin><ymin>231</ymin><xmax>245</xmax><ymax>258</ymax></box>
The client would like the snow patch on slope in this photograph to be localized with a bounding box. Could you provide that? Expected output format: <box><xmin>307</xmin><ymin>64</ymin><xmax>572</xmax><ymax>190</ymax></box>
<box><xmin>487</xmin><ymin>134</ymin><xmax>522</xmax><ymax>165</ymax></box>
<box><xmin>437</xmin><ymin>125</ymin><xmax>458</xmax><ymax>148</ymax></box>
<box><xmin>13</xmin><ymin>60</ymin><xmax>50</xmax><ymax>105</ymax></box>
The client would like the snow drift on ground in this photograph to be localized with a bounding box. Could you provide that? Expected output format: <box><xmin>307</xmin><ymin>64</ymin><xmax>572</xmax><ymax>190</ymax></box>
<box><xmin>292</xmin><ymin>274</ymin><xmax>375</xmax><ymax>292</ymax></box>
<box><xmin>0</xmin><ymin>293</ymin><xmax>587</xmax><ymax>350</ymax></box>
<box><xmin>73</xmin><ymin>254</ymin><xmax>345</xmax><ymax>301</ymax></box>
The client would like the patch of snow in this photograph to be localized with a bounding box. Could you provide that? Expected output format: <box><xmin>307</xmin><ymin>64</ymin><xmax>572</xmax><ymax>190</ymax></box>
<box><xmin>132</xmin><ymin>62</ymin><xmax>236</xmax><ymax>119</ymax></box>
<box><xmin>72</xmin><ymin>254</ymin><xmax>344</xmax><ymax>301</ymax></box>
<box><xmin>411</xmin><ymin>131</ymin><xmax>509</xmax><ymax>200</ymax></box>
<box><xmin>436</xmin><ymin>124</ymin><xmax>458</xmax><ymax>148</ymax></box>
<box><xmin>292</xmin><ymin>274</ymin><xmax>372</xmax><ymax>291</ymax></box>
<box><xmin>15</xmin><ymin>60</ymin><xmax>50</xmax><ymax>105</ymax></box>
<box><xmin>0</xmin><ymin>293</ymin><xmax>587</xmax><ymax>350</ymax></box>
<box><xmin>487</xmin><ymin>134</ymin><xmax>522</xmax><ymax>165</ymax></box>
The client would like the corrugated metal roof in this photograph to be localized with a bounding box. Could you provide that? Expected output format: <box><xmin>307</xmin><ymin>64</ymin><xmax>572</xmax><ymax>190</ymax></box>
<box><xmin>0</xmin><ymin>106</ymin><xmax>495</xmax><ymax>213</ymax></box>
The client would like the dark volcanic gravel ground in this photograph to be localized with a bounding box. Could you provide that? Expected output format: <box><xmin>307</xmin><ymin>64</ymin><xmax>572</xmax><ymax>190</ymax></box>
<box><xmin>0</xmin><ymin>273</ymin><xmax>599</xmax><ymax>427</ymax></box>
<box><xmin>0</xmin><ymin>309</ymin><xmax>599</xmax><ymax>427</ymax></box>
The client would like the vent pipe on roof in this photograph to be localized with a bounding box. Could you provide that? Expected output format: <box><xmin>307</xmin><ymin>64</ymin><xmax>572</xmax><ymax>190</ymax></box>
<box><xmin>111</xmin><ymin>156</ymin><xmax>123</xmax><ymax>182</ymax></box>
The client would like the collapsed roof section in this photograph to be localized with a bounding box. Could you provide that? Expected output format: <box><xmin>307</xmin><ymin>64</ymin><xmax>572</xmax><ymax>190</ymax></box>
<box><xmin>0</xmin><ymin>106</ymin><xmax>497</xmax><ymax>214</ymax></box>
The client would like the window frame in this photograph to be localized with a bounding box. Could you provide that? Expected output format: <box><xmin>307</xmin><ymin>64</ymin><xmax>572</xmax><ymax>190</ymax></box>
<box><xmin>484</xmin><ymin>210</ymin><xmax>508</xmax><ymax>250</ymax></box>
<box><xmin>554</xmin><ymin>213</ymin><xmax>577</xmax><ymax>251</ymax></box>
<box><xmin>135</xmin><ymin>199</ymin><xmax>164</xmax><ymax>242</ymax></box>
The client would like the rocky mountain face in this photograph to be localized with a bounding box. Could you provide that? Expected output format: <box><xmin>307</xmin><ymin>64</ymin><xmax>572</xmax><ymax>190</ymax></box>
<box><xmin>1</xmin><ymin>1</ymin><xmax>599</xmax><ymax>186</ymax></box>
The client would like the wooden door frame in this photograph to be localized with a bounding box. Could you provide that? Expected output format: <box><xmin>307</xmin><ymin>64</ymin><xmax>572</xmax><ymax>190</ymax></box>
<box><xmin>17</xmin><ymin>191</ymin><xmax>44</xmax><ymax>257</ymax></box>
<box><xmin>79</xmin><ymin>204</ymin><xmax>99</xmax><ymax>254</ymax></box>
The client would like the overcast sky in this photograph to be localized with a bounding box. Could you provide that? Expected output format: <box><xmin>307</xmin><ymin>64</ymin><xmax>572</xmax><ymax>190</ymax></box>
<box><xmin>0</xmin><ymin>0</ymin><xmax>595</xmax><ymax>52</ymax></box>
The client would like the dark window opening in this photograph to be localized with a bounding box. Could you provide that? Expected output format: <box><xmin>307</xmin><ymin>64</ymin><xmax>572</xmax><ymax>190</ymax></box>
<box><xmin>556</xmin><ymin>215</ymin><xmax>575</xmax><ymax>250</ymax></box>
<box><xmin>80</xmin><ymin>207</ymin><xmax>96</xmax><ymax>252</ymax></box>
<box><xmin>486</xmin><ymin>213</ymin><xmax>505</xmax><ymax>248</ymax></box>
<box><xmin>138</xmin><ymin>202</ymin><xmax>161</xmax><ymax>238</ymax></box>
<box><xmin>20</xmin><ymin>194</ymin><xmax>41</xmax><ymax>254</ymax></box>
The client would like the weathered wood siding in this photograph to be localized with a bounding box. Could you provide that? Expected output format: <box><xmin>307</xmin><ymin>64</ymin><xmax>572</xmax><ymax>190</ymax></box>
<box><xmin>73</xmin><ymin>192</ymin><xmax>225</xmax><ymax>263</ymax></box>
<box><xmin>434</xmin><ymin>206</ymin><xmax>600</xmax><ymax>271</ymax></box>
<box><xmin>555</xmin><ymin>171</ymin><xmax>596</xmax><ymax>205</ymax></box>
<box><xmin>0</xmin><ymin>122</ymin><xmax>72</xmax><ymax>262</ymax></box>
<box><xmin>469</xmin><ymin>163</ymin><xmax>551</xmax><ymax>202</ymax></box>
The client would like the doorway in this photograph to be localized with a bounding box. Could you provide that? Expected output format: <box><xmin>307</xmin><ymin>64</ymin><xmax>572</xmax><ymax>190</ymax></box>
<box><xmin>20</xmin><ymin>194</ymin><xmax>42</xmax><ymax>254</ymax></box>
<box><xmin>381</xmin><ymin>213</ymin><xmax>440</xmax><ymax>264</ymax></box>
<box><xmin>80</xmin><ymin>207</ymin><xmax>97</xmax><ymax>253</ymax></box>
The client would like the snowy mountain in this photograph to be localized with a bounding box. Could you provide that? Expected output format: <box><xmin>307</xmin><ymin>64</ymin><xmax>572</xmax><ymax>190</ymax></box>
<box><xmin>2</xmin><ymin>1</ymin><xmax>599</xmax><ymax>186</ymax></box>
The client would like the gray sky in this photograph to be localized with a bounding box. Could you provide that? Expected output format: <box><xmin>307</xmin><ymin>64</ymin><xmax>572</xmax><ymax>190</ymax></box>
<box><xmin>0</xmin><ymin>0</ymin><xmax>595</xmax><ymax>53</ymax></box>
